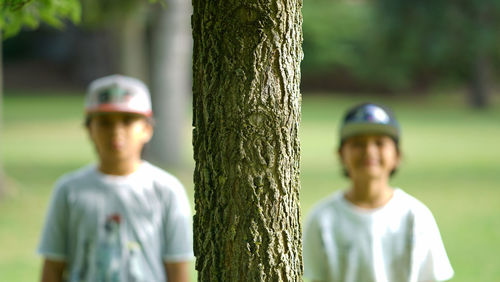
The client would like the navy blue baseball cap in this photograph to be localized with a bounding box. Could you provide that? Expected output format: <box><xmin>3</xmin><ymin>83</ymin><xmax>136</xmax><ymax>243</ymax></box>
<box><xmin>339</xmin><ymin>103</ymin><xmax>400</xmax><ymax>144</ymax></box>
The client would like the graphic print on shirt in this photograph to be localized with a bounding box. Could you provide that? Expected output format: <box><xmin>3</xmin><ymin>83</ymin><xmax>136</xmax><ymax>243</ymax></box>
<box><xmin>77</xmin><ymin>239</ymin><xmax>93</xmax><ymax>281</ymax></box>
<box><xmin>71</xmin><ymin>213</ymin><xmax>148</xmax><ymax>282</ymax></box>
<box><xmin>127</xmin><ymin>241</ymin><xmax>146</xmax><ymax>281</ymax></box>
<box><xmin>96</xmin><ymin>213</ymin><xmax>123</xmax><ymax>282</ymax></box>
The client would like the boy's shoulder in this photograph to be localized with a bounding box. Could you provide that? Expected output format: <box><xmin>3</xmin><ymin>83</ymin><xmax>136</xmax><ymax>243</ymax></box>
<box><xmin>307</xmin><ymin>188</ymin><xmax>435</xmax><ymax>223</ymax></box>
<box><xmin>56</xmin><ymin>162</ymin><xmax>181</xmax><ymax>184</ymax></box>
<box><xmin>392</xmin><ymin>189</ymin><xmax>433</xmax><ymax>214</ymax></box>
<box><xmin>54</xmin><ymin>162</ymin><xmax>186</xmax><ymax>197</ymax></box>
<box><xmin>55</xmin><ymin>164</ymin><xmax>99</xmax><ymax>188</ymax></box>
<box><xmin>139</xmin><ymin>162</ymin><xmax>184</xmax><ymax>190</ymax></box>
<box><xmin>130</xmin><ymin>162</ymin><xmax>188</xmax><ymax>201</ymax></box>
<box><xmin>139</xmin><ymin>162</ymin><xmax>190</xmax><ymax>211</ymax></box>
<box><xmin>306</xmin><ymin>190</ymin><xmax>345</xmax><ymax>222</ymax></box>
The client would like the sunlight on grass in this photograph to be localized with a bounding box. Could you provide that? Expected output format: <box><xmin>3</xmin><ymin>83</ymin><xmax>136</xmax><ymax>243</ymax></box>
<box><xmin>1</xmin><ymin>92</ymin><xmax>499</xmax><ymax>281</ymax></box>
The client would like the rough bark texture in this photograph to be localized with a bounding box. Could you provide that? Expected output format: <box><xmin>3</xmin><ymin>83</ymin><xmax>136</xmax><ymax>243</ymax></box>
<box><xmin>147</xmin><ymin>0</ymin><xmax>192</xmax><ymax>167</ymax></box>
<box><xmin>192</xmin><ymin>1</ymin><xmax>303</xmax><ymax>281</ymax></box>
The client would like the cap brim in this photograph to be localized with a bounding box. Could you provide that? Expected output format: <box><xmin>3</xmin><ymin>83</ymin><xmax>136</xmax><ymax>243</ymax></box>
<box><xmin>341</xmin><ymin>123</ymin><xmax>399</xmax><ymax>140</ymax></box>
<box><xmin>86</xmin><ymin>104</ymin><xmax>152</xmax><ymax>117</ymax></box>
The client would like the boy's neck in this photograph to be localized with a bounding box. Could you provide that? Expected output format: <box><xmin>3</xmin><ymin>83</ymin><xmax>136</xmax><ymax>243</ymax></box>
<box><xmin>345</xmin><ymin>178</ymin><xmax>394</xmax><ymax>209</ymax></box>
<box><xmin>98</xmin><ymin>159</ymin><xmax>143</xmax><ymax>176</ymax></box>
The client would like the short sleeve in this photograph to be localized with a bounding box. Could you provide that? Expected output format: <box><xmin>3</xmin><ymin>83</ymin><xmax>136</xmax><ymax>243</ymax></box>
<box><xmin>413</xmin><ymin>207</ymin><xmax>454</xmax><ymax>281</ymax></box>
<box><xmin>303</xmin><ymin>212</ymin><xmax>329</xmax><ymax>281</ymax></box>
<box><xmin>162</xmin><ymin>180</ymin><xmax>194</xmax><ymax>263</ymax></box>
<box><xmin>37</xmin><ymin>180</ymin><xmax>69</xmax><ymax>261</ymax></box>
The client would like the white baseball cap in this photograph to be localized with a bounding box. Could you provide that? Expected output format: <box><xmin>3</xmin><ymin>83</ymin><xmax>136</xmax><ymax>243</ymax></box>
<box><xmin>85</xmin><ymin>74</ymin><xmax>152</xmax><ymax>117</ymax></box>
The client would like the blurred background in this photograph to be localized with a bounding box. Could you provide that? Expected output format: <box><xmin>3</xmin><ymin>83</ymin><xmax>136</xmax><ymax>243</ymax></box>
<box><xmin>1</xmin><ymin>0</ymin><xmax>499</xmax><ymax>281</ymax></box>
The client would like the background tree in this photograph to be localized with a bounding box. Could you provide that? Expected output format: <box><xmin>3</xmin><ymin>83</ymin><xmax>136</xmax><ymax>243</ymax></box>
<box><xmin>301</xmin><ymin>0</ymin><xmax>375</xmax><ymax>92</ymax></box>
<box><xmin>0</xmin><ymin>28</ymin><xmax>4</xmax><ymax>198</ymax></box>
<box><xmin>366</xmin><ymin>0</ymin><xmax>500</xmax><ymax>108</ymax></box>
<box><xmin>76</xmin><ymin>0</ymin><xmax>149</xmax><ymax>82</ymax></box>
<box><xmin>301</xmin><ymin>0</ymin><xmax>500</xmax><ymax>107</ymax></box>
<box><xmin>146</xmin><ymin>0</ymin><xmax>192</xmax><ymax>167</ymax></box>
<box><xmin>0</xmin><ymin>0</ymin><xmax>81</xmax><ymax>198</ymax></box>
<box><xmin>192</xmin><ymin>0</ymin><xmax>303</xmax><ymax>280</ymax></box>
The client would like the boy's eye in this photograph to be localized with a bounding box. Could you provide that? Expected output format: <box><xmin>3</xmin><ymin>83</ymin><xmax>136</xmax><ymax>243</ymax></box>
<box><xmin>123</xmin><ymin>117</ymin><xmax>133</xmax><ymax>125</ymax></box>
<box><xmin>97</xmin><ymin>119</ymin><xmax>111</xmax><ymax>127</ymax></box>
<box><xmin>350</xmin><ymin>140</ymin><xmax>365</xmax><ymax>147</ymax></box>
<box><xmin>123</xmin><ymin>116</ymin><xmax>139</xmax><ymax>125</ymax></box>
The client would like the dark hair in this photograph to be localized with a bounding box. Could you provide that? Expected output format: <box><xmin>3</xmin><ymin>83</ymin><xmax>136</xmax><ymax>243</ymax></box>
<box><xmin>84</xmin><ymin>114</ymin><xmax>155</xmax><ymax>128</ymax></box>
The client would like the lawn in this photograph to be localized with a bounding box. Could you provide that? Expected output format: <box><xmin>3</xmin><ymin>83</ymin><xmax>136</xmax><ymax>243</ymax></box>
<box><xmin>1</xmin><ymin>92</ymin><xmax>499</xmax><ymax>281</ymax></box>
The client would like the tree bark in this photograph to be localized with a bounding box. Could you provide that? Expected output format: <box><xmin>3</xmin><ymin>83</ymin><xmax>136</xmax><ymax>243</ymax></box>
<box><xmin>192</xmin><ymin>1</ymin><xmax>303</xmax><ymax>281</ymax></box>
<box><xmin>147</xmin><ymin>0</ymin><xmax>192</xmax><ymax>167</ymax></box>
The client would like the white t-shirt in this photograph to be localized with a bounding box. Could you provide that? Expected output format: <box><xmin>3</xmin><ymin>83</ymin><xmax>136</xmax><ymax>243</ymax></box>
<box><xmin>303</xmin><ymin>189</ymin><xmax>454</xmax><ymax>282</ymax></box>
<box><xmin>38</xmin><ymin>162</ymin><xmax>193</xmax><ymax>282</ymax></box>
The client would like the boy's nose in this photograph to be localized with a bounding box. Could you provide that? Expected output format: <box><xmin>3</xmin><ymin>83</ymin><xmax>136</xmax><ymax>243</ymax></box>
<box><xmin>110</xmin><ymin>122</ymin><xmax>126</xmax><ymax>135</ymax></box>
<box><xmin>364</xmin><ymin>141</ymin><xmax>378</xmax><ymax>155</ymax></box>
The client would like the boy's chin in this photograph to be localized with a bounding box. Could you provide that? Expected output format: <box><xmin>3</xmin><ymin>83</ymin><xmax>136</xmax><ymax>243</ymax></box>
<box><xmin>352</xmin><ymin>169</ymin><xmax>389</xmax><ymax>180</ymax></box>
<box><xmin>100</xmin><ymin>152</ymin><xmax>132</xmax><ymax>163</ymax></box>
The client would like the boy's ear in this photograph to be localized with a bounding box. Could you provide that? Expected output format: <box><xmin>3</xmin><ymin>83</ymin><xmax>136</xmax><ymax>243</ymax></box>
<box><xmin>85</xmin><ymin>121</ymin><xmax>95</xmax><ymax>141</ymax></box>
<box><xmin>337</xmin><ymin>146</ymin><xmax>344</xmax><ymax>162</ymax></box>
<box><xmin>395</xmin><ymin>149</ymin><xmax>402</xmax><ymax>167</ymax></box>
<box><xmin>143</xmin><ymin>122</ymin><xmax>154</xmax><ymax>143</ymax></box>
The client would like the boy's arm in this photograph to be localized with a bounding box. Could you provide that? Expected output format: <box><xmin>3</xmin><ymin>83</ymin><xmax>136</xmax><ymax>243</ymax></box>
<box><xmin>40</xmin><ymin>259</ymin><xmax>66</xmax><ymax>282</ymax></box>
<box><xmin>164</xmin><ymin>261</ymin><xmax>189</xmax><ymax>282</ymax></box>
<box><xmin>161</xmin><ymin>178</ymin><xmax>193</xmax><ymax>282</ymax></box>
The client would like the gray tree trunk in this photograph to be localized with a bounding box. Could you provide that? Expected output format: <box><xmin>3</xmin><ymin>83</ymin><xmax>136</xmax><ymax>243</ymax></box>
<box><xmin>467</xmin><ymin>55</ymin><xmax>490</xmax><ymax>109</ymax></box>
<box><xmin>115</xmin><ymin>2</ymin><xmax>149</xmax><ymax>82</ymax></box>
<box><xmin>146</xmin><ymin>0</ymin><xmax>192</xmax><ymax>167</ymax></box>
<box><xmin>192</xmin><ymin>1</ymin><xmax>303</xmax><ymax>281</ymax></box>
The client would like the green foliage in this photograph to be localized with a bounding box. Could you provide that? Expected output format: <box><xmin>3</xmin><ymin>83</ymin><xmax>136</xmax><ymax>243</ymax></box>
<box><xmin>80</xmin><ymin>0</ymin><xmax>141</xmax><ymax>27</ymax></box>
<box><xmin>302</xmin><ymin>0</ymin><xmax>372</xmax><ymax>73</ymax></box>
<box><xmin>0</xmin><ymin>0</ymin><xmax>81</xmax><ymax>38</ymax></box>
<box><xmin>366</xmin><ymin>0</ymin><xmax>500</xmax><ymax>85</ymax></box>
<box><xmin>302</xmin><ymin>0</ymin><xmax>500</xmax><ymax>90</ymax></box>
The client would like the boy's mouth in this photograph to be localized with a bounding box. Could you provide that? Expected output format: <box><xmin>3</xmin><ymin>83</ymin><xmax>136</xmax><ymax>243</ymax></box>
<box><xmin>361</xmin><ymin>159</ymin><xmax>379</xmax><ymax>166</ymax></box>
<box><xmin>111</xmin><ymin>140</ymin><xmax>125</xmax><ymax>150</ymax></box>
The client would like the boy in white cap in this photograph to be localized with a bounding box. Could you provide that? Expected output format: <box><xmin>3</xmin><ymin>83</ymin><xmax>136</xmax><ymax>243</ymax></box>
<box><xmin>38</xmin><ymin>75</ymin><xmax>193</xmax><ymax>282</ymax></box>
<box><xmin>303</xmin><ymin>103</ymin><xmax>454</xmax><ymax>282</ymax></box>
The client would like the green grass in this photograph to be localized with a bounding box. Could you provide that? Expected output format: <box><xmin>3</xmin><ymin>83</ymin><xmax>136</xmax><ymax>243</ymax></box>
<box><xmin>1</xmin><ymin>92</ymin><xmax>499</xmax><ymax>281</ymax></box>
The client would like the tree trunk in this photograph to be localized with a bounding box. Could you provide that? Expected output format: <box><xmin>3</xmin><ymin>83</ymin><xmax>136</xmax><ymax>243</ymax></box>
<box><xmin>0</xmin><ymin>32</ymin><xmax>6</xmax><ymax>199</ymax></box>
<box><xmin>146</xmin><ymin>0</ymin><xmax>192</xmax><ymax>167</ymax></box>
<box><xmin>192</xmin><ymin>1</ymin><xmax>303</xmax><ymax>281</ymax></box>
<box><xmin>467</xmin><ymin>55</ymin><xmax>490</xmax><ymax>109</ymax></box>
<box><xmin>114</xmin><ymin>2</ymin><xmax>149</xmax><ymax>82</ymax></box>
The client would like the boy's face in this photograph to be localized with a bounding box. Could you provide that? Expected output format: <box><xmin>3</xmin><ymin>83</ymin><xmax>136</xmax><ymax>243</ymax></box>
<box><xmin>339</xmin><ymin>134</ymin><xmax>400</xmax><ymax>181</ymax></box>
<box><xmin>87</xmin><ymin>112</ymin><xmax>153</xmax><ymax>165</ymax></box>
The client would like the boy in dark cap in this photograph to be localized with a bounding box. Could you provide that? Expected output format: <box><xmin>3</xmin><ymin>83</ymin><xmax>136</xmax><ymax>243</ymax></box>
<box><xmin>303</xmin><ymin>103</ymin><xmax>454</xmax><ymax>282</ymax></box>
